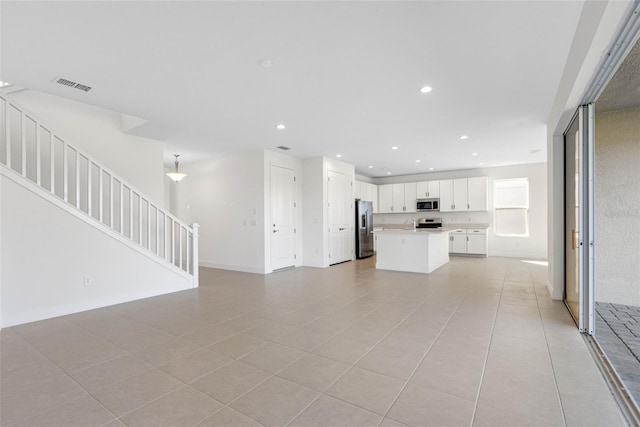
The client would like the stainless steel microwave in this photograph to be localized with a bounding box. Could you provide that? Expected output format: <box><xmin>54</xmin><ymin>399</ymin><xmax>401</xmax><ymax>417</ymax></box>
<box><xmin>416</xmin><ymin>198</ymin><xmax>440</xmax><ymax>212</ymax></box>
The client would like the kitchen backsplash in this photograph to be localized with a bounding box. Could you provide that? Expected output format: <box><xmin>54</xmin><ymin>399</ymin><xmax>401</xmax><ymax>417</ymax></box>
<box><xmin>373</xmin><ymin>211</ymin><xmax>490</xmax><ymax>226</ymax></box>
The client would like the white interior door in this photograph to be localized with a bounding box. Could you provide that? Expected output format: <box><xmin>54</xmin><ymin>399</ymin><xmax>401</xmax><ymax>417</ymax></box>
<box><xmin>328</xmin><ymin>170</ymin><xmax>353</xmax><ymax>264</ymax></box>
<box><xmin>271</xmin><ymin>165</ymin><xmax>296</xmax><ymax>270</ymax></box>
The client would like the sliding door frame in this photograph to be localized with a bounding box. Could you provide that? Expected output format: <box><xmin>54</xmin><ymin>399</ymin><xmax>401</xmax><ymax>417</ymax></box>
<box><xmin>564</xmin><ymin>103</ymin><xmax>595</xmax><ymax>334</ymax></box>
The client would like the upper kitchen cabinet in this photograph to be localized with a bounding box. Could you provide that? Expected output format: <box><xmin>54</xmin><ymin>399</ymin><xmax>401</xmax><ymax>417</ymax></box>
<box><xmin>392</xmin><ymin>183</ymin><xmax>405</xmax><ymax>212</ymax></box>
<box><xmin>366</xmin><ymin>183</ymin><xmax>379</xmax><ymax>213</ymax></box>
<box><xmin>356</xmin><ymin>180</ymin><xmax>379</xmax><ymax>213</ymax></box>
<box><xmin>392</xmin><ymin>183</ymin><xmax>417</xmax><ymax>212</ymax></box>
<box><xmin>440</xmin><ymin>177</ymin><xmax>488</xmax><ymax>212</ymax></box>
<box><xmin>378</xmin><ymin>184</ymin><xmax>394</xmax><ymax>213</ymax></box>
<box><xmin>416</xmin><ymin>180</ymin><xmax>439</xmax><ymax>198</ymax></box>
<box><xmin>354</xmin><ymin>180</ymin><xmax>364</xmax><ymax>200</ymax></box>
<box><xmin>378</xmin><ymin>183</ymin><xmax>415</xmax><ymax>213</ymax></box>
<box><xmin>453</xmin><ymin>178</ymin><xmax>468</xmax><ymax>211</ymax></box>
<box><xmin>440</xmin><ymin>180</ymin><xmax>454</xmax><ymax>212</ymax></box>
<box><xmin>467</xmin><ymin>177</ymin><xmax>488</xmax><ymax>211</ymax></box>
<box><xmin>403</xmin><ymin>182</ymin><xmax>417</xmax><ymax>212</ymax></box>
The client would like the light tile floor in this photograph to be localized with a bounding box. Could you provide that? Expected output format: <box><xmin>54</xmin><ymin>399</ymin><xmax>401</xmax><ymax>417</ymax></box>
<box><xmin>0</xmin><ymin>256</ymin><xmax>627</xmax><ymax>426</ymax></box>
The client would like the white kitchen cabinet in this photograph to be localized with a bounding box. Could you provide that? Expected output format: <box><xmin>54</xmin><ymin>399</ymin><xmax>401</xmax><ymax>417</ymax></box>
<box><xmin>449</xmin><ymin>228</ymin><xmax>488</xmax><ymax>256</ymax></box>
<box><xmin>392</xmin><ymin>183</ymin><xmax>405</xmax><ymax>212</ymax></box>
<box><xmin>356</xmin><ymin>181</ymin><xmax>379</xmax><ymax>213</ymax></box>
<box><xmin>354</xmin><ymin>180</ymin><xmax>364</xmax><ymax>200</ymax></box>
<box><xmin>440</xmin><ymin>177</ymin><xmax>487</xmax><ymax>212</ymax></box>
<box><xmin>467</xmin><ymin>234</ymin><xmax>487</xmax><ymax>255</ymax></box>
<box><xmin>404</xmin><ymin>182</ymin><xmax>417</xmax><ymax>212</ymax></box>
<box><xmin>439</xmin><ymin>180</ymin><xmax>454</xmax><ymax>212</ymax></box>
<box><xmin>378</xmin><ymin>183</ymin><xmax>415</xmax><ymax>213</ymax></box>
<box><xmin>379</xmin><ymin>184</ymin><xmax>394</xmax><ymax>213</ymax></box>
<box><xmin>467</xmin><ymin>177</ymin><xmax>488</xmax><ymax>211</ymax></box>
<box><xmin>453</xmin><ymin>178</ymin><xmax>468</xmax><ymax>211</ymax></box>
<box><xmin>450</xmin><ymin>230</ymin><xmax>467</xmax><ymax>253</ymax></box>
<box><xmin>366</xmin><ymin>183</ymin><xmax>379</xmax><ymax>213</ymax></box>
<box><xmin>416</xmin><ymin>180</ymin><xmax>439</xmax><ymax>198</ymax></box>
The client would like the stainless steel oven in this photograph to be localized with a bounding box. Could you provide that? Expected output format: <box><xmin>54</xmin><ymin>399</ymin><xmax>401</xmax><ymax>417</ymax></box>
<box><xmin>416</xmin><ymin>198</ymin><xmax>440</xmax><ymax>212</ymax></box>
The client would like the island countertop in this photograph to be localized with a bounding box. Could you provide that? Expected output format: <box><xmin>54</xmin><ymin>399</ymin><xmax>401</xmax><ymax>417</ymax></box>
<box><xmin>373</xmin><ymin>228</ymin><xmax>451</xmax><ymax>234</ymax></box>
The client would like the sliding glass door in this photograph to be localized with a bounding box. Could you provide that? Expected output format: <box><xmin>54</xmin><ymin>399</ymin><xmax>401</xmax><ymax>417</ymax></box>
<box><xmin>564</xmin><ymin>104</ymin><xmax>594</xmax><ymax>334</ymax></box>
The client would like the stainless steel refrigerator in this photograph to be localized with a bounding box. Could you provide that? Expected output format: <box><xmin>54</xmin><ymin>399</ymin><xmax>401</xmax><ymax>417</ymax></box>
<box><xmin>355</xmin><ymin>199</ymin><xmax>374</xmax><ymax>259</ymax></box>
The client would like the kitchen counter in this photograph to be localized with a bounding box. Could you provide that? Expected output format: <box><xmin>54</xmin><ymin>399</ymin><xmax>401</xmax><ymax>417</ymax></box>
<box><xmin>374</xmin><ymin>228</ymin><xmax>450</xmax><ymax>274</ymax></box>
<box><xmin>445</xmin><ymin>223</ymin><xmax>490</xmax><ymax>229</ymax></box>
<box><xmin>373</xmin><ymin>228</ymin><xmax>449</xmax><ymax>234</ymax></box>
<box><xmin>374</xmin><ymin>223</ymin><xmax>489</xmax><ymax>230</ymax></box>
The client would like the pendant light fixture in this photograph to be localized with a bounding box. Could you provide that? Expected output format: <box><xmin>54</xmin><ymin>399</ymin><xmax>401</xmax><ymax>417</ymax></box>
<box><xmin>166</xmin><ymin>154</ymin><xmax>187</xmax><ymax>182</ymax></box>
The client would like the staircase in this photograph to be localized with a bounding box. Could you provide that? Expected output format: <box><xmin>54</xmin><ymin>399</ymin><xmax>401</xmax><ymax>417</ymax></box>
<box><xmin>0</xmin><ymin>94</ymin><xmax>198</xmax><ymax>325</ymax></box>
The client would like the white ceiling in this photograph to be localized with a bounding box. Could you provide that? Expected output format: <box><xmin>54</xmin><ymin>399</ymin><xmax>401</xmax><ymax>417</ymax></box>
<box><xmin>0</xmin><ymin>1</ymin><xmax>585</xmax><ymax>177</ymax></box>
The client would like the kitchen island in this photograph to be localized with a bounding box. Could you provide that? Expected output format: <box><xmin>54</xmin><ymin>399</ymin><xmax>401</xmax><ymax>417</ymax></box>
<box><xmin>374</xmin><ymin>228</ymin><xmax>450</xmax><ymax>274</ymax></box>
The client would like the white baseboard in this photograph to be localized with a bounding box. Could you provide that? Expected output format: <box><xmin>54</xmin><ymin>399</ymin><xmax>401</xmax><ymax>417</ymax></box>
<box><xmin>199</xmin><ymin>261</ymin><xmax>267</xmax><ymax>275</ymax></box>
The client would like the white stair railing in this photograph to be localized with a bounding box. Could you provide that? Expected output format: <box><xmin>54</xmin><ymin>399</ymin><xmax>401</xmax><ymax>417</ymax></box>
<box><xmin>0</xmin><ymin>95</ymin><xmax>198</xmax><ymax>285</ymax></box>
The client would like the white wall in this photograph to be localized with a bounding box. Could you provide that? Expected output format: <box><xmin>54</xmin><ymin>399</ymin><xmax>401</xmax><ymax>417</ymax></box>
<box><xmin>302</xmin><ymin>157</ymin><xmax>325</xmax><ymax>268</ymax></box>
<box><xmin>174</xmin><ymin>150</ymin><xmax>266</xmax><ymax>273</ymax></box>
<box><xmin>172</xmin><ymin>149</ymin><xmax>303</xmax><ymax>274</ymax></box>
<box><xmin>4</xmin><ymin>90</ymin><xmax>166</xmax><ymax>205</ymax></box>
<box><xmin>0</xmin><ymin>174</ymin><xmax>193</xmax><ymax>327</ymax></box>
<box><xmin>372</xmin><ymin>163</ymin><xmax>547</xmax><ymax>259</ymax></box>
<box><xmin>546</xmin><ymin>1</ymin><xmax>631</xmax><ymax>300</ymax></box>
<box><xmin>594</xmin><ymin>107</ymin><xmax>640</xmax><ymax>306</ymax></box>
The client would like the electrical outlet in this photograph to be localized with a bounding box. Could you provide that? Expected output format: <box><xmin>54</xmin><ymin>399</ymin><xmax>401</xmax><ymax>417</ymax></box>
<box><xmin>83</xmin><ymin>276</ymin><xmax>92</xmax><ymax>286</ymax></box>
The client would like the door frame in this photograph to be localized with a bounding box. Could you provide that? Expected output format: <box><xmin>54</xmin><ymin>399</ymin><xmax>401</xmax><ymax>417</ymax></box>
<box><xmin>564</xmin><ymin>104</ymin><xmax>595</xmax><ymax>334</ymax></box>
<box><xmin>327</xmin><ymin>169</ymin><xmax>354</xmax><ymax>265</ymax></box>
<box><xmin>269</xmin><ymin>163</ymin><xmax>296</xmax><ymax>272</ymax></box>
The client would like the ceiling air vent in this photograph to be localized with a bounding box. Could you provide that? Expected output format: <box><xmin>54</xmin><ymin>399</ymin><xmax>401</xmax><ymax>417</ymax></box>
<box><xmin>277</xmin><ymin>146</ymin><xmax>291</xmax><ymax>151</ymax></box>
<box><xmin>53</xmin><ymin>76</ymin><xmax>92</xmax><ymax>92</ymax></box>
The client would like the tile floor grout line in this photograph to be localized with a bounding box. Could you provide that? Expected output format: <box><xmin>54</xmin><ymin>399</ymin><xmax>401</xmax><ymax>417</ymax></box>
<box><xmin>284</xmin><ymin>282</ymin><xmax>456</xmax><ymax>427</ymax></box>
<box><xmin>112</xmin><ymin>383</ymin><xmax>217</xmax><ymax>422</ymax></box>
<box><xmin>538</xmin><ymin>298</ymin><xmax>569</xmax><ymax>427</ymax></box>
<box><xmin>283</xmin><ymin>300</ymin><xmax>428</xmax><ymax>427</ymax></box>
<box><xmin>13</xmin><ymin>316</ymin><xmax>246</xmax><ymax>426</ymax></box>
<box><xmin>468</xmin><ymin>274</ymin><xmax>506</xmax><ymax>427</ymax></box>
<box><xmin>375</xmin><ymin>281</ymin><xmax>479</xmax><ymax>427</ymax></box>
<box><xmin>210</xmin><ymin>300</ymin><xmax>388</xmax><ymax>423</ymax></box>
<box><xmin>2</xmin><ymin>332</ymin><xmax>123</xmax><ymax>426</ymax></box>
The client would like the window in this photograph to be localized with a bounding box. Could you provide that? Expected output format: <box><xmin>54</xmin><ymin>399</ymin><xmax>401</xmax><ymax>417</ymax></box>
<box><xmin>494</xmin><ymin>178</ymin><xmax>529</xmax><ymax>237</ymax></box>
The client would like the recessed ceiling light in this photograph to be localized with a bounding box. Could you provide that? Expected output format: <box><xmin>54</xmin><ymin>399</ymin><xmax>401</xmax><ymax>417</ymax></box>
<box><xmin>429</xmin><ymin>167</ymin><xmax>434</xmax><ymax>171</ymax></box>
<box><xmin>479</xmin><ymin>162</ymin><xmax>485</xmax><ymax>166</ymax></box>
<box><xmin>415</xmin><ymin>160</ymin><xmax>421</xmax><ymax>163</ymax></box>
<box><xmin>276</xmin><ymin>124</ymin><xmax>285</xmax><ymax>130</ymax></box>
<box><xmin>0</xmin><ymin>81</ymin><xmax>10</xmax><ymax>88</ymax></box>
<box><xmin>258</xmin><ymin>59</ymin><xmax>274</xmax><ymax>68</ymax></box>
<box><xmin>336</xmin><ymin>154</ymin><xmax>342</xmax><ymax>158</ymax></box>
<box><xmin>460</xmin><ymin>135</ymin><xmax>469</xmax><ymax>140</ymax></box>
<box><xmin>368</xmin><ymin>165</ymin><xmax>373</xmax><ymax>169</ymax></box>
<box><xmin>420</xmin><ymin>86</ymin><xmax>433</xmax><ymax>93</ymax></box>
<box><xmin>391</xmin><ymin>146</ymin><xmax>398</xmax><ymax>150</ymax></box>
<box><xmin>471</xmin><ymin>152</ymin><xmax>479</xmax><ymax>156</ymax></box>
<box><xmin>387</xmin><ymin>172</ymin><xmax>392</xmax><ymax>175</ymax></box>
